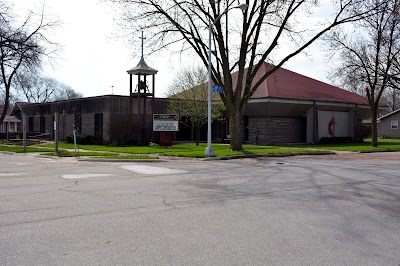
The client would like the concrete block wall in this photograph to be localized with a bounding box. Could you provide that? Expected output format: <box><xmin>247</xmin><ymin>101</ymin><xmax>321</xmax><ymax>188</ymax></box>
<box><xmin>59</xmin><ymin>114</ymin><xmax>75</xmax><ymax>140</ymax></box>
<box><xmin>109</xmin><ymin>113</ymin><xmax>137</xmax><ymax>145</ymax></box>
<box><xmin>248</xmin><ymin>116</ymin><xmax>306</xmax><ymax>145</ymax></box>
<box><xmin>103</xmin><ymin>112</ymin><xmax>110</xmax><ymax>143</ymax></box>
<box><xmin>45</xmin><ymin>116</ymin><xmax>53</xmax><ymax>136</ymax></box>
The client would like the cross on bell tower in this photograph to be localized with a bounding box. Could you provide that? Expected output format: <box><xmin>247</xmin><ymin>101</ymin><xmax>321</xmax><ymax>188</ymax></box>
<box><xmin>127</xmin><ymin>31</ymin><xmax>158</xmax><ymax>145</ymax></box>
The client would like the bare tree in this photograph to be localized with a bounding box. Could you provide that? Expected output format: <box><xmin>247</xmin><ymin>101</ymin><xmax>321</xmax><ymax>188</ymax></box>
<box><xmin>327</xmin><ymin>0</ymin><xmax>400</xmax><ymax>147</ymax></box>
<box><xmin>16</xmin><ymin>74</ymin><xmax>55</xmax><ymax>102</ymax></box>
<box><xmin>382</xmin><ymin>87</ymin><xmax>400</xmax><ymax>112</ymax></box>
<box><xmin>108</xmin><ymin>0</ymin><xmax>376</xmax><ymax>151</ymax></box>
<box><xmin>15</xmin><ymin>73</ymin><xmax>83</xmax><ymax>103</ymax></box>
<box><xmin>328</xmin><ymin>68</ymin><xmax>367</xmax><ymax>96</ymax></box>
<box><xmin>54</xmin><ymin>84</ymin><xmax>83</xmax><ymax>100</ymax></box>
<box><xmin>166</xmin><ymin>66</ymin><xmax>224</xmax><ymax>145</ymax></box>
<box><xmin>386</xmin><ymin>45</ymin><xmax>400</xmax><ymax>109</ymax></box>
<box><xmin>0</xmin><ymin>1</ymin><xmax>57</xmax><ymax>124</ymax></box>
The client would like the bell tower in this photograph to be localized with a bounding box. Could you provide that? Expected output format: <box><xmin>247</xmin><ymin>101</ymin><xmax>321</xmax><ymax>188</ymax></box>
<box><xmin>127</xmin><ymin>32</ymin><xmax>158</xmax><ymax>145</ymax></box>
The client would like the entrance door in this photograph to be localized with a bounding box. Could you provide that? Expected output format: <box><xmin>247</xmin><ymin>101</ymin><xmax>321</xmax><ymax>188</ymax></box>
<box><xmin>40</xmin><ymin>116</ymin><xmax>45</xmax><ymax>133</ymax></box>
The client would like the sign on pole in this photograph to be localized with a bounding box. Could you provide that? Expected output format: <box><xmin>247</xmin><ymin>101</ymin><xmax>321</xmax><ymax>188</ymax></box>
<box><xmin>212</xmin><ymin>85</ymin><xmax>223</xmax><ymax>94</ymax></box>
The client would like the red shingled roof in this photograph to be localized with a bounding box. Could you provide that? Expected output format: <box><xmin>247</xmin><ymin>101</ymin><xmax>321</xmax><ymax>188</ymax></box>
<box><xmin>245</xmin><ymin>62</ymin><xmax>369</xmax><ymax>105</ymax></box>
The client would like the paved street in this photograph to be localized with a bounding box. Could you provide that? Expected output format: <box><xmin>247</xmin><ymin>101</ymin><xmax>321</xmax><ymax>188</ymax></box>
<box><xmin>1</xmin><ymin>152</ymin><xmax>399</xmax><ymax>265</ymax></box>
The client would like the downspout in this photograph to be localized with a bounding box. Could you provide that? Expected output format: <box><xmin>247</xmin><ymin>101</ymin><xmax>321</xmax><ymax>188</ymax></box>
<box><xmin>313</xmin><ymin>101</ymin><xmax>318</xmax><ymax>143</ymax></box>
<box><xmin>354</xmin><ymin>104</ymin><xmax>358</xmax><ymax>142</ymax></box>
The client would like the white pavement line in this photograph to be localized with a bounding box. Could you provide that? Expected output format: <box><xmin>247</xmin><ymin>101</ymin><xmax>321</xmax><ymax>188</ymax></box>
<box><xmin>121</xmin><ymin>165</ymin><xmax>188</xmax><ymax>175</ymax></box>
<box><xmin>61</xmin><ymin>174</ymin><xmax>114</xmax><ymax>179</ymax></box>
<box><xmin>0</xmin><ymin>173</ymin><xmax>26</xmax><ymax>177</ymax></box>
<box><xmin>15</xmin><ymin>162</ymin><xmax>29</xmax><ymax>166</ymax></box>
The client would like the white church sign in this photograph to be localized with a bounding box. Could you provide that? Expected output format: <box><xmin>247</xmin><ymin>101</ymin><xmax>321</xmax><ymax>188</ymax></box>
<box><xmin>153</xmin><ymin>114</ymin><xmax>179</xmax><ymax>132</ymax></box>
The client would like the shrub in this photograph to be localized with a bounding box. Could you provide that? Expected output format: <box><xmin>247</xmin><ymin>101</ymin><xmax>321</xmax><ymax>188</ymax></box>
<box><xmin>358</xmin><ymin>124</ymin><xmax>371</xmax><ymax>141</ymax></box>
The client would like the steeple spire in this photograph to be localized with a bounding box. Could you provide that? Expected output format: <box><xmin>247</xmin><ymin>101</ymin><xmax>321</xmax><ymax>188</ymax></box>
<box><xmin>140</xmin><ymin>31</ymin><xmax>146</xmax><ymax>59</ymax></box>
<box><xmin>127</xmin><ymin>31</ymin><xmax>158</xmax><ymax>75</ymax></box>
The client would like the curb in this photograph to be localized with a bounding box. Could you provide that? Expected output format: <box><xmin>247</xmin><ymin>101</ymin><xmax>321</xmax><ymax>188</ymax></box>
<box><xmin>202</xmin><ymin>151</ymin><xmax>335</xmax><ymax>161</ymax></box>
<box><xmin>77</xmin><ymin>158</ymin><xmax>165</xmax><ymax>163</ymax></box>
<box><xmin>358</xmin><ymin>149</ymin><xmax>400</xmax><ymax>153</ymax></box>
<box><xmin>0</xmin><ymin>151</ymin><xmax>14</xmax><ymax>155</ymax></box>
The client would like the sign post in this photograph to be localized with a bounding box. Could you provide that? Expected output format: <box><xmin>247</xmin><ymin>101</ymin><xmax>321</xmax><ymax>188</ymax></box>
<box><xmin>54</xmin><ymin>112</ymin><xmax>59</xmax><ymax>155</ymax></box>
<box><xmin>22</xmin><ymin>115</ymin><xmax>26</xmax><ymax>153</ymax></box>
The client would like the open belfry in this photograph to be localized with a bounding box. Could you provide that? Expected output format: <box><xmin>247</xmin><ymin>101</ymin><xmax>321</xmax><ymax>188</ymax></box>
<box><xmin>127</xmin><ymin>32</ymin><xmax>158</xmax><ymax>145</ymax></box>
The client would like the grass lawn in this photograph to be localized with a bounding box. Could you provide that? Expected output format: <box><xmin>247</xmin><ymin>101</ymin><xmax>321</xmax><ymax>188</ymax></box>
<box><xmin>0</xmin><ymin>145</ymin><xmax>55</xmax><ymax>153</ymax></box>
<box><xmin>37</xmin><ymin>142</ymin><xmax>329</xmax><ymax>158</ymax></box>
<box><xmin>4</xmin><ymin>138</ymin><xmax>399</xmax><ymax>158</ymax></box>
<box><xmin>285</xmin><ymin>138</ymin><xmax>400</xmax><ymax>152</ymax></box>
<box><xmin>40</xmin><ymin>150</ymin><xmax>158</xmax><ymax>160</ymax></box>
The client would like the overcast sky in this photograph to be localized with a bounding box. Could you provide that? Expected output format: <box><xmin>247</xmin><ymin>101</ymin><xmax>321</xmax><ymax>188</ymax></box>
<box><xmin>13</xmin><ymin>0</ymin><xmax>331</xmax><ymax>98</ymax></box>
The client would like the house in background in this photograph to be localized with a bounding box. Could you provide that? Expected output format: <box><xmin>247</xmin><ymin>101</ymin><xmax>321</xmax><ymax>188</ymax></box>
<box><xmin>378</xmin><ymin>109</ymin><xmax>400</xmax><ymax>138</ymax></box>
<box><xmin>0</xmin><ymin>104</ymin><xmax>22</xmax><ymax>139</ymax></box>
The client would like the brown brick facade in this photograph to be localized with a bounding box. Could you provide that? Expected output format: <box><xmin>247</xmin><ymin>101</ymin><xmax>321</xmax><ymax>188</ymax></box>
<box><xmin>247</xmin><ymin>116</ymin><xmax>306</xmax><ymax>145</ymax></box>
<box><xmin>59</xmin><ymin>115</ymin><xmax>75</xmax><ymax>140</ymax></box>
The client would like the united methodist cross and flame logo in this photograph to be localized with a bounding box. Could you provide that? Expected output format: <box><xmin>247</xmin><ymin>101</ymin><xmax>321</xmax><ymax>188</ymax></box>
<box><xmin>328</xmin><ymin>116</ymin><xmax>335</xmax><ymax>136</ymax></box>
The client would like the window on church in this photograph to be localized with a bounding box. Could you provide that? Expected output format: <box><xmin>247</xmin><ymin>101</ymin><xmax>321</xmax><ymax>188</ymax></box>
<box><xmin>95</xmin><ymin>113</ymin><xmax>103</xmax><ymax>138</ymax></box>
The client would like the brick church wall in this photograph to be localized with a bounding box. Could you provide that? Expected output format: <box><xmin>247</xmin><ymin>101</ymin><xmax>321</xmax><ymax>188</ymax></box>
<box><xmin>247</xmin><ymin>116</ymin><xmax>306</xmax><ymax>145</ymax></box>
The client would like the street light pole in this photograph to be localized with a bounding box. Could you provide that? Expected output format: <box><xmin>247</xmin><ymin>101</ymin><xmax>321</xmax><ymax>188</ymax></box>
<box><xmin>205</xmin><ymin>17</ymin><xmax>214</xmax><ymax>157</ymax></box>
<box><xmin>205</xmin><ymin>3</ymin><xmax>248</xmax><ymax>157</ymax></box>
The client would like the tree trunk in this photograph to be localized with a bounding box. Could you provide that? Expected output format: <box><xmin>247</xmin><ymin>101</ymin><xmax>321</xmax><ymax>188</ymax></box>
<box><xmin>228</xmin><ymin>109</ymin><xmax>243</xmax><ymax>151</ymax></box>
<box><xmin>371</xmin><ymin>106</ymin><xmax>378</xmax><ymax>147</ymax></box>
<box><xmin>0</xmin><ymin>84</ymin><xmax>10</xmax><ymax>125</ymax></box>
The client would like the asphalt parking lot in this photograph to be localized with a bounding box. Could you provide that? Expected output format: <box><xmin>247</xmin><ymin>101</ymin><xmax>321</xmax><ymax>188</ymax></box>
<box><xmin>1</xmin><ymin>152</ymin><xmax>399</xmax><ymax>265</ymax></box>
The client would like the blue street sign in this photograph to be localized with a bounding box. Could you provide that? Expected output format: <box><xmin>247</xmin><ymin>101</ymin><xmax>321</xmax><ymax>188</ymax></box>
<box><xmin>212</xmin><ymin>85</ymin><xmax>223</xmax><ymax>93</ymax></box>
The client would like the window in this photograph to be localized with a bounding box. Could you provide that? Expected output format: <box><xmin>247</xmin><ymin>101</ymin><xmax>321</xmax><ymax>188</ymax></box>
<box><xmin>94</xmin><ymin>113</ymin><xmax>103</xmax><ymax>138</ymax></box>
<box><xmin>391</xmin><ymin>120</ymin><xmax>399</xmax><ymax>129</ymax></box>
<box><xmin>28</xmin><ymin>117</ymin><xmax>34</xmax><ymax>132</ymax></box>
<box><xmin>39</xmin><ymin>116</ymin><xmax>45</xmax><ymax>133</ymax></box>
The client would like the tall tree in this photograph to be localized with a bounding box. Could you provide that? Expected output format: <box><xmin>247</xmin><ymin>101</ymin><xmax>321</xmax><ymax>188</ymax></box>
<box><xmin>108</xmin><ymin>0</ymin><xmax>376</xmax><ymax>151</ymax></box>
<box><xmin>327</xmin><ymin>0</ymin><xmax>400</xmax><ymax>147</ymax></box>
<box><xmin>0</xmin><ymin>1</ymin><xmax>56</xmax><ymax>124</ymax></box>
<box><xmin>166</xmin><ymin>66</ymin><xmax>224</xmax><ymax>145</ymax></box>
<box><xmin>15</xmin><ymin>73</ymin><xmax>82</xmax><ymax>103</ymax></box>
<box><xmin>54</xmin><ymin>84</ymin><xmax>83</xmax><ymax>101</ymax></box>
